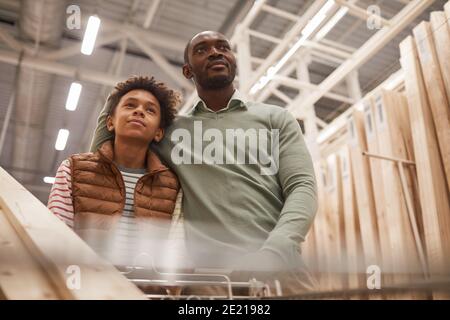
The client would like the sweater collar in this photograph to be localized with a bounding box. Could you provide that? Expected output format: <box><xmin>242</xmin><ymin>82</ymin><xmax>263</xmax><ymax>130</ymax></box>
<box><xmin>188</xmin><ymin>89</ymin><xmax>247</xmax><ymax>115</ymax></box>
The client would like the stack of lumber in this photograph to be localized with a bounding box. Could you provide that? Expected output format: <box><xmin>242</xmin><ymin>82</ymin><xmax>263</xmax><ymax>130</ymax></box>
<box><xmin>0</xmin><ymin>167</ymin><xmax>145</xmax><ymax>300</ymax></box>
<box><xmin>399</xmin><ymin>2</ymin><xmax>450</xmax><ymax>284</ymax></box>
<box><xmin>302</xmin><ymin>1</ymin><xmax>450</xmax><ymax>298</ymax></box>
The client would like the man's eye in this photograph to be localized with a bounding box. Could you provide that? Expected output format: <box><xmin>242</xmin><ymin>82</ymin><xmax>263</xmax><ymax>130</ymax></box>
<box><xmin>195</xmin><ymin>48</ymin><xmax>206</xmax><ymax>54</ymax></box>
<box><xmin>146</xmin><ymin>108</ymin><xmax>155</xmax><ymax>114</ymax></box>
<box><xmin>219</xmin><ymin>45</ymin><xmax>229</xmax><ymax>51</ymax></box>
<box><xmin>125</xmin><ymin>104</ymin><xmax>134</xmax><ymax>108</ymax></box>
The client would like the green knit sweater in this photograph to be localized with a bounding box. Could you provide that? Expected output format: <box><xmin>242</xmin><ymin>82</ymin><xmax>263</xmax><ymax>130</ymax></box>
<box><xmin>90</xmin><ymin>91</ymin><xmax>317</xmax><ymax>271</ymax></box>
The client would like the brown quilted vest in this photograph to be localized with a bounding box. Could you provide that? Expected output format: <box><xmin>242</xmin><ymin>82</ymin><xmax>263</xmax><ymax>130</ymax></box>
<box><xmin>69</xmin><ymin>140</ymin><xmax>180</xmax><ymax>232</ymax></box>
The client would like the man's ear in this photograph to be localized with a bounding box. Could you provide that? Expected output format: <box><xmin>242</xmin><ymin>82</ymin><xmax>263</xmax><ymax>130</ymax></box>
<box><xmin>153</xmin><ymin>127</ymin><xmax>164</xmax><ymax>142</ymax></box>
<box><xmin>182</xmin><ymin>64</ymin><xmax>193</xmax><ymax>80</ymax></box>
<box><xmin>106</xmin><ymin>115</ymin><xmax>114</xmax><ymax>132</ymax></box>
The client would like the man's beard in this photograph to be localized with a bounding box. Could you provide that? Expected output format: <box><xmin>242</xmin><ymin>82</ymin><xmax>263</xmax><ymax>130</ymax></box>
<box><xmin>199</xmin><ymin>73</ymin><xmax>235</xmax><ymax>90</ymax></box>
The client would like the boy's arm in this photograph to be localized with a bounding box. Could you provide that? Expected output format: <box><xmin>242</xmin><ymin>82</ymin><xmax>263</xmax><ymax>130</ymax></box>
<box><xmin>89</xmin><ymin>97</ymin><xmax>114</xmax><ymax>152</ymax></box>
<box><xmin>47</xmin><ymin>159</ymin><xmax>75</xmax><ymax>229</ymax></box>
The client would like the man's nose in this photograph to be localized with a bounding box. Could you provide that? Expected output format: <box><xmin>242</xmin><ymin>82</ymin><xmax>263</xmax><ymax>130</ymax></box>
<box><xmin>208</xmin><ymin>46</ymin><xmax>222</xmax><ymax>58</ymax></box>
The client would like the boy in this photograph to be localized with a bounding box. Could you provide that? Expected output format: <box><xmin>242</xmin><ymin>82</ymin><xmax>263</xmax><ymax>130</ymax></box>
<box><xmin>48</xmin><ymin>76</ymin><xmax>185</xmax><ymax>274</ymax></box>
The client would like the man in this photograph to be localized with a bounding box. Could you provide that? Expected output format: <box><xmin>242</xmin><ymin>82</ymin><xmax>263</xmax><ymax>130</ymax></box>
<box><xmin>91</xmin><ymin>32</ymin><xmax>318</xmax><ymax>295</ymax></box>
<box><xmin>48</xmin><ymin>76</ymin><xmax>186</xmax><ymax>276</ymax></box>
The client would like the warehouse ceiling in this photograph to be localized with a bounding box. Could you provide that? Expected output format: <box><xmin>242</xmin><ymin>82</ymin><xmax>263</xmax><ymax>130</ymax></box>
<box><xmin>0</xmin><ymin>0</ymin><xmax>447</xmax><ymax>203</ymax></box>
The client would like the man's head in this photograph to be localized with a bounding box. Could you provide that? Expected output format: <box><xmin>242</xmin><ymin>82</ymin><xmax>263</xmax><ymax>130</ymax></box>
<box><xmin>183</xmin><ymin>31</ymin><xmax>237</xmax><ymax>90</ymax></box>
<box><xmin>106</xmin><ymin>76</ymin><xmax>179</xmax><ymax>144</ymax></box>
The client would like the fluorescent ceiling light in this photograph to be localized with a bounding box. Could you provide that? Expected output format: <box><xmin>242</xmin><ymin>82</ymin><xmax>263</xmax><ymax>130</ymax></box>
<box><xmin>315</xmin><ymin>7</ymin><xmax>348</xmax><ymax>40</ymax></box>
<box><xmin>55</xmin><ymin>129</ymin><xmax>69</xmax><ymax>151</ymax></box>
<box><xmin>65</xmin><ymin>82</ymin><xmax>82</xmax><ymax>111</ymax></box>
<box><xmin>301</xmin><ymin>0</ymin><xmax>335</xmax><ymax>38</ymax></box>
<box><xmin>250</xmin><ymin>0</ymin><xmax>335</xmax><ymax>95</ymax></box>
<box><xmin>43</xmin><ymin>176</ymin><xmax>56</xmax><ymax>184</ymax></box>
<box><xmin>81</xmin><ymin>15</ymin><xmax>101</xmax><ymax>55</ymax></box>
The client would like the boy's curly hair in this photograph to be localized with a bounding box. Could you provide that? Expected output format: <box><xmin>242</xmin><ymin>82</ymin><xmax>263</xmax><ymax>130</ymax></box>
<box><xmin>107</xmin><ymin>76</ymin><xmax>180</xmax><ymax>128</ymax></box>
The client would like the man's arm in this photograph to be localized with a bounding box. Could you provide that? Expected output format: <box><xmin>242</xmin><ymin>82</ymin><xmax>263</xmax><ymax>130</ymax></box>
<box><xmin>232</xmin><ymin>109</ymin><xmax>317</xmax><ymax>274</ymax></box>
<box><xmin>260</xmin><ymin>109</ymin><xmax>317</xmax><ymax>268</ymax></box>
<box><xmin>89</xmin><ymin>97</ymin><xmax>114</xmax><ymax>152</ymax></box>
<box><xmin>47</xmin><ymin>159</ymin><xmax>75</xmax><ymax>229</ymax></box>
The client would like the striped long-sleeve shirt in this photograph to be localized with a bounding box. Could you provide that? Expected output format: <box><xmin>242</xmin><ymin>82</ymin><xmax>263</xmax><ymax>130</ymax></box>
<box><xmin>47</xmin><ymin>159</ymin><xmax>188</xmax><ymax>269</ymax></box>
<box><xmin>47</xmin><ymin>159</ymin><xmax>74</xmax><ymax>228</ymax></box>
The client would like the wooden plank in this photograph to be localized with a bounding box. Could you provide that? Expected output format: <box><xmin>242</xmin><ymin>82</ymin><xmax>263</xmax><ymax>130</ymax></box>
<box><xmin>413</xmin><ymin>21</ymin><xmax>450</xmax><ymax>191</ymax></box>
<box><xmin>312</xmin><ymin>162</ymin><xmax>333</xmax><ymax>291</ymax></box>
<box><xmin>372</xmin><ymin>90</ymin><xmax>423</xmax><ymax>283</ymax></box>
<box><xmin>394</xmin><ymin>93</ymin><xmax>425</xmax><ymax>245</ymax></box>
<box><xmin>346</xmin><ymin>109</ymin><xmax>381</xmax><ymax>269</ymax></box>
<box><xmin>445</xmin><ymin>1</ymin><xmax>450</xmax><ymax>29</ymax></box>
<box><xmin>392</xmin><ymin>92</ymin><xmax>442</xmax><ymax>300</ymax></box>
<box><xmin>400</xmin><ymin>36</ymin><xmax>450</xmax><ymax>278</ymax></box>
<box><xmin>430</xmin><ymin>12</ymin><xmax>450</xmax><ymax>104</ymax></box>
<box><xmin>301</xmin><ymin>214</ymin><xmax>318</xmax><ymax>275</ymax></box>
<box><xmin>338</xmin><ymin>145</ymin><xmax>365</xmax><ymax>290</ymax></box>
<box><xmin>302</xmin><ymin>160</ymin><xmax>328</xmax><ymax>281</ymax></box>
<box><xmin>0</xmin><ymin>167</ymin><xmax>145</xmax><ymax>300</ymax></box>
<box><xmin>362</xmin><ymin>98</ymin><xmax>393</xmax><ymax>287</ymax></box>
<box><xmin>0</xmin><ymin>211</ymin><xmax>59</xmax><ymax>299</ymax></box>
<box><xmin>325</xmin><ymin>153</ymin><xmax>345</xmax><ymax>290</ymax></box>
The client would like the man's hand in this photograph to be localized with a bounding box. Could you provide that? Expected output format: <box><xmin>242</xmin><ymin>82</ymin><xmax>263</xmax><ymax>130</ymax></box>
<box><xmin>230</xmin><ymin>249</ymin><xmax>286</xmax><ymax>282</ymax></box>
<box><xmin>165</xmin><ymin>286</ymin><xmax>183</xmax><ymax>297</ymax></box>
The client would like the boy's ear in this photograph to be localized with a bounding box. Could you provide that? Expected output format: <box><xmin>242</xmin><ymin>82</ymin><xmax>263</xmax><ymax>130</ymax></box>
<box><xmin>153</xmin><ymin>127</ymin><xmax>164</xmax><ymax>143</ymax></box>
<box><xmin>182</xmin><ymin>64</ymin><xmax>193</xmax><ymax>80</ymax></box>
<box><xmin>106</xmin><ymin>115</ymin><xmax>114</xmax><ymax>132</ymax></box>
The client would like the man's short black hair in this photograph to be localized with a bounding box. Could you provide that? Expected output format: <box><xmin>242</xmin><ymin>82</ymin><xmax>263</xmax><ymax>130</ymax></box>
<box><xmin>107</xmin><ymin>75</ymin><xmax>180</xmax><ymax>129</ymax></box>
<box><xmin>183</xmin><ymin>31</ymin><xmax>229</xmax><ymax>65</ymax></box>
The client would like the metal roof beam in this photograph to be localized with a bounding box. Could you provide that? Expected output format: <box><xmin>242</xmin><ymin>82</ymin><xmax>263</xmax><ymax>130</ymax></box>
<box><xmin>274</xmin><ymin>75</ymin><xmax>355</xmax><ymax>104</ymax></box>
<box><xmin>0</xmin><ymin>48</ymin><xmax>123</xmax><ymax>86</ymax></box>
<box><xmin>260</xmin><ymin>3</ymin><xmax>301</xmax><ymax>22</ymax></box>
<box><xmin>288</xmin><ymin>0</ymin><xmax>434</xmax><ymax>116</ymax></box>
<box><xmin>246</xmin><ymin>0</ymin><xmax>328</xmax><ymax>92</ymax></box>
<box><xmin>42</xmin><ymin>31</ymin><xmax>125</xmax><ymax>60</ymax></box>
<box><xmin>128</xmin><ymin>32</ymin><xmax>193</xmax><ymax>91</ymax></box>
<box><xmin>0</xmin><ymin>25</ymin><xmax>23</xmax><ymax>51</ymax></box>
<box><xmin>80</xmin><ymin>15</ymin><xmax>186</xmax><ymax>53</ymax></box>
<box><xmin>335</xmin><ymin>0</ymin><xmax>390</xmax><ymax>26</ymax></box>
<box><xmin>143</xmin><ymin>0</ymin><xmax>161</xmax><ymax>28</ymax></box>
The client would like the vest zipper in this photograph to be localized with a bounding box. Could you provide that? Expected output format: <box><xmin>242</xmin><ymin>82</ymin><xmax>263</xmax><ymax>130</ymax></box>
<box><xmin>134</xmin><ymin>168</ymin><xmax>169</xmax><ymax>216</ymax></box>
<box><xmin>97</xmin><ymin>150</ymin><xmax>170</xmax><ymax>217</ymax></box>
<box><xmin>109</xmin><ymin>162</ymin><xmax>127</xmax><ymax>215</ymax></box>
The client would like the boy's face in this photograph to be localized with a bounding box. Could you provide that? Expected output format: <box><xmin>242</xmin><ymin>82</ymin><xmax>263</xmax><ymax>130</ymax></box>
<box><xmin>107</xmin><ymin>89</ymin><xmax>163</xmax><ymax>144</ymax></box>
